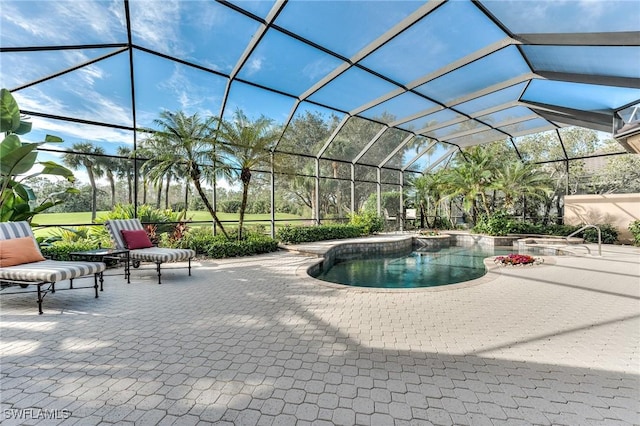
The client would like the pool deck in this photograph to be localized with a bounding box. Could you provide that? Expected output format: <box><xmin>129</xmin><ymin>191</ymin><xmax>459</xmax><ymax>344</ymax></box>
<box><xmin>1</xmin><ymin>236</ymin><xmax>639</xmax><ymax>425</ymax></box>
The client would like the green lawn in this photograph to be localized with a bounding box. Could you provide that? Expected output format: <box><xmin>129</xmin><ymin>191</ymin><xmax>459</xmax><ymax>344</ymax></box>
<box><xmin>33</xmin><ymin>211</ymin><xmax>112</xmax><ymax>225</ymax></box>
<box><xmin>34</xmin><ymin>211</ymin><xmax>305</xmax><ymax>225</ymax></box>
<box><xmin>32</xmin><ymin>211</ymin><xmax>309</xmax><ymax>238</ymax></box>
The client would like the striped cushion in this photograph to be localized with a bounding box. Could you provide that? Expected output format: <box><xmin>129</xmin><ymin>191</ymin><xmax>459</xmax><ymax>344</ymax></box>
<box><xmin>0</xmin><ymin>259</ymin><xmax>106</xmax><ymax>282</ymax></box>
<box><xmin>130</xmin><ymin>247</ymin><xmax>195</xmax><ymax>263</ymax></box>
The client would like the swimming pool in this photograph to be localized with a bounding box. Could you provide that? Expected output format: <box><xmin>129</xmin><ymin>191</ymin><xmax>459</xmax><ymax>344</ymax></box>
<box><xmin>312</xmin><ymin>246</ymin><xmax>512</xmax><ymax>289</ymax></box>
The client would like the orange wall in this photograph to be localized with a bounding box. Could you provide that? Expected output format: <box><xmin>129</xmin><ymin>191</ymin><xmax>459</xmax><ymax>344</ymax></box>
<box><xmin>564</xmin><ymin>193</ymin><xmax>640</xmax><ymax>244</ymax></box>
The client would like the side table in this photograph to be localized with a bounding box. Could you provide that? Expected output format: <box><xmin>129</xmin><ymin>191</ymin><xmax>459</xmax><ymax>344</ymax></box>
<box><xmin>70</xmin><ymin>248</ymin><xmax>130</xmax><ymax>289</ymax></box>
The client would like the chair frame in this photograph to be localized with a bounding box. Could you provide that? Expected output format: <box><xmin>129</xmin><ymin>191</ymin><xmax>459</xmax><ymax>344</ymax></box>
<box><xmin>105</xmin><ymin>219</ymin><xmax>195</xmax><ymax>284</ymax></box>
<box><xmin>0</xmin><ymin>222</ymin><xmax>105</xmax><ymax>314</ymax></box>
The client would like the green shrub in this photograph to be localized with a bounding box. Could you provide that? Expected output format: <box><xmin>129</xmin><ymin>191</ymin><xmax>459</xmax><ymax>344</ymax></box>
<box><xmin>348</xmin><ymin>211</ymin><xmax>383</xmax><ymax>234</ymax></box>
<box><xmin>161</xmin><ymin>226</ymin><xmax>278</xmax><ymax>258</ymax></box>
<box><xmin>205</xmin><ymin>234</ymin><xmax>279</xmax><ymax>258</ymax></box>
<box><xmin>629</xmin><ymin>220</ymin><xmax>640</xmax><ymax>246</ymax></box>
<box><xmin>37</xmin><ymin>225</ymin><xmax>112</xmax><ymax>248</ymax></box>
<box><xmin>472</xmin><ymin>211</ymin><xmax>515</xmax><ymax>236</ymax></box>
<box><xmin>473</xmin><ymin>213</ymin><xmax>619</xmax><ymax>243</ymax></box>
<box><xmin>161</xmin><ymin>226</ymin><xmax>223</xmax><ymax>254</ymax></box>
<box><xmin>277</xmin><ymin>224</ymin><xmax>365</xmax><ymax>244</ymax></box>
<box><xmin>40</xmin><ymin>240</ymin><xmax>99</xmax><ymax>261</ymax></box>
<box><xmin>578</xmin><ymin>223</ymin><xmax>618</xmax><ymax>244</ymax></box>
<box><xmin>432</xmin><ymin>216</ymin><xmax>453</xmax><ymax>230</ymax></box>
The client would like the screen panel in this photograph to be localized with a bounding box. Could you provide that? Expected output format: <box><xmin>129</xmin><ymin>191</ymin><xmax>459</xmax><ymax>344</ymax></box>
<box><xmin>237</xmin><ymin>29</ymin><xmax>344</xmax><ymax>97</ymax></box>
<box><xmin>130</xmin><ymin>0</ymin><xmax>259</xmax><ymax>75</ymax></box>
<box><xmin>133</xmin><ymin>50</ymin><xmax>227</xmax><ymax>129</ymax></box>
<box><xmin>277</xmin><ymin>102</ymin><xmax>345</xmax><ymax>155</ymax></box>
<box><xmin>322</xmin><ymin>117</ymin><xmax>386</xmax><ymax>162</ymax></box>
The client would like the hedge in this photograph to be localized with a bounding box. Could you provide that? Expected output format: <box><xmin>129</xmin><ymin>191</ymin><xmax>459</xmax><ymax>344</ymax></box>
<box><xmin>277</xmin><ymin>224</ymin><xmax>365</xmax><ymax>244</ymax></box>
<box><xmin>473</xmin><ymin>212</ymin><xmax>619</xmax><ymax>243</ymax></box>
<box><xmin>161</xmin><ymin>227</ymin><xmax>279</xmax><ymax>258</ymax></box>
<box><xmin>40</xmin><ymin>240</ymin><xmax>99</xmax><ymax>261</ymax></box>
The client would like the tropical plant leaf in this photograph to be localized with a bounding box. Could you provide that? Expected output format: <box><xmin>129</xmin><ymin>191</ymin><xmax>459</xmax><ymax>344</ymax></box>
<box><xmin>12</xmin><ymin>181</ymin><xmax>31</xmax><ymax>202</ymax></box>
<box><xmin>0</xmin><ymin>144</ymin><xmax>39</xmax><ymax>176</ymax></box>
<box><xmin>0</xmin><ymin>88</ymin><xmax>21</xmax><ymax>133</ymax></box>
<box><xmin>15</xmin><ymin>120</ymin><xmax>32</xmax><ymax>135</ymax></box>
<box><xmin>45</xmin><ymin>134</ymin><xmax>63</xmax><ymax>143</ymax></box>
<box><xmin>11</xmin><ymin>202</ymin><xmax>33</xmax><ymax>221</ymax></box>
<box><xmin>32</xmin><ymin>200</ymin><xmax>63</xmax><ymax>214</ymax></box>
<box><xmin>38</xmin><ymin>161</ymin><xmax>75</xmax><ymax>181</ymax></box>
<box><xmin>1</xmin><ymin>134</ymin><xmax>22</xmax><ymax>156</ymax></box>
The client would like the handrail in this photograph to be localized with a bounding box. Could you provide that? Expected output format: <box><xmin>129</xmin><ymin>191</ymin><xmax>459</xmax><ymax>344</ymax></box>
<box><xmin>566</xmin><ymin>224</ymin><xmax>601</xmax><ymax>256</ymax></box>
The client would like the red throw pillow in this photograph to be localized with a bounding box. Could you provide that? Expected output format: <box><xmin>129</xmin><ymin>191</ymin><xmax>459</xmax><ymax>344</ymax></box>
<box><xmin>0</xmin><ymin>236</ymin><xmax>46</xmax><ymax>267</ymax></box>
<box><xmin>120</xmin><ymin>229</ymin><xmax>153</xmax><ymax>250</ymax></box>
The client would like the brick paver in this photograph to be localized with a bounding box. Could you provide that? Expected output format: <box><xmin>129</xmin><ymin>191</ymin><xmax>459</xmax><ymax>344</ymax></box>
<box><xmin>1</xmin><ymin>240</ymin><xmax>639</xmax><ymax>425</ymax></box>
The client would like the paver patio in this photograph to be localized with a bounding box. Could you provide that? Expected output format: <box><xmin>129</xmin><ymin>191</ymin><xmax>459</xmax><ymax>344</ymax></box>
<box><xmin>1</xmin><ymin>239</ymin><xmax>639</xmax><ymax>425</ymax></box>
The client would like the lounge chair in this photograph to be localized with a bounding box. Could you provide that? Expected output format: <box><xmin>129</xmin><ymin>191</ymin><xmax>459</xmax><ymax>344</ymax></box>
<box><xmin>105</xmin><ymin>219</ymin><xmax>195</xmax><ymax>284</ymax></box>
<box><xmin>0</xmin><ymin>221</ymin><xmax>106</xmax><ymax>314</ymax></box>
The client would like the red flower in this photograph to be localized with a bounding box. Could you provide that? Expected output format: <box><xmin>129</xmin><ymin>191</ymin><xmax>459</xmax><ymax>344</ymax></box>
<box><xmin>495</xmin><ymin>253</ymin><xmax>536</xmax><ymax>265</ymax></box>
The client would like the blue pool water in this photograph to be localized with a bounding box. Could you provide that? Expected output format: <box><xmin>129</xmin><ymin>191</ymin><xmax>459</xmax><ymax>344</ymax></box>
<box><xmin>314</xmin><ymin>246</ymin><xmax>512</xmax><ymax>289</ymax></box>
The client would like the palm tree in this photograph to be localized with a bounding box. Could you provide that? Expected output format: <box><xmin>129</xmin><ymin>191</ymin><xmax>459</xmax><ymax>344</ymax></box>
<box><xmin>138</xmin><ymin>135</ymin><xmax>187</xmax><ymax>210</ymax></box>
<box><xmin>491</xmin><ymin>161</ymin><xmax>552</xmax><ymax>212</ymax></box>
<box><xmin>63</xmin><ymin>142</ymin><xmax>105</xmax><ymax>222</ymax></box>
<box><xmin>411</xmin><ymin>171</ymin><xmax>447</xmax><ymax>228</ymax></box>
<box><xmin>98</xmin><ymin>155</ymin><xmax>117</xmax><ymax>208</ymax></box>
<box><xmin>217</xmin><ymin>109</ymin><xmax>280</xmax><ymax>240</ymax></box>
<box><xmin>137</xmin><ymin>110</ymin><xmax>229</xmax><ymax>238</ymax></box>
<box><xmin>440</xmin><ymin>151</ymin><xmax>494</xmax><ymax>224</ymax></box>
<box><xmin>116</xmin><ymin>146</ymin><xmax>134</xmax><ymax>204</ymax></box>
<box><xmin>137</xmin><ymin>136</ymin><xmax>165</xmax><ymax>209</ymax></box>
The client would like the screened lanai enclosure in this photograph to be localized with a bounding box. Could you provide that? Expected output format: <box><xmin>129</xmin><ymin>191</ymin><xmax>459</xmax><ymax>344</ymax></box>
<box><xmin>1</xmin><ymin>0</ymin><xmax>639</xmax><ymax>235</ymax></box>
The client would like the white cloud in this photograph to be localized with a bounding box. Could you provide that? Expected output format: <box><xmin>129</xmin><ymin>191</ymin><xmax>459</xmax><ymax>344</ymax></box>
<box><xmin>158</xmin><ymin>65</ymin><xmax>221</xmax><ymax>114</ymax></box>
<box><xmin>246</xmin><ymin>57</ymin><xmax>263</xmax><ymax>76</ymax></box>
<box><xmin>1</xmin><ymin>0</ymin><xmax>125</xmax><ymax>46</ymax></box>
<box><xmin>129</xmin><ymin>0</ymin><xmax>182</xmax><ymax>53</ymax></box>
<box><xmin>302</xmin><ymin>58</ymin><xmax>338</xmax><ymax>82</ymax></box>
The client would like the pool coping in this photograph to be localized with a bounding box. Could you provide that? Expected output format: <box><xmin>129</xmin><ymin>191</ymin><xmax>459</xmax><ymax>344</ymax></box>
<box><xmin>289</xmin><ymin>235</ymin><xmax>556</xmax><ymax>293</ymax></box>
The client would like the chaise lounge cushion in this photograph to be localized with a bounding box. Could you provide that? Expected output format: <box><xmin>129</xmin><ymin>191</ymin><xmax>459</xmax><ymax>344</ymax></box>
<box><xmin>128</xmin><ymin>247</ymin><xmax>194</xmax><ymax>263</ymax></box>
<box><xmin>0</xmin><ymin>236</ymin><xmax>46</xmax><ymax>267</ymax></box>
<box><xmin>0</xmin><ymin>259</ymin><xmax>106</xmax><ymax>283</ymax></box>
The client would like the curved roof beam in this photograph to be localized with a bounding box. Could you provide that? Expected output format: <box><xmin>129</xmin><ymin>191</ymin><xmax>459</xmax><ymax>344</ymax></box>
<box><xmin>514</xmin><ymin>31</ymin><xmax>640</xmax><ymax>46</ymax></box>
<box><xmin>535</xmin><ymin>71</ymin><xmax>640</xmax><ymax>89</ymax></box>
<box><xmin>446</xmin><ymin>73</ymin><xmax>537</xmax><ymax>108</ymax></box>
<box><xmin>521</xmin><ymin>101</ymin><xmax>613</xmax><ymax>133</ymax></box>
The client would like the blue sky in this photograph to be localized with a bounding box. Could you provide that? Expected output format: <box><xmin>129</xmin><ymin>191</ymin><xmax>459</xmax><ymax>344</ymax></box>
<box><xmin>1</xmin><ymin>0</ymin><xmax>638</xmax><ymax>186</ymax></box>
